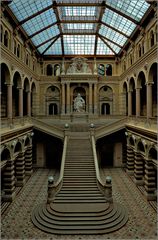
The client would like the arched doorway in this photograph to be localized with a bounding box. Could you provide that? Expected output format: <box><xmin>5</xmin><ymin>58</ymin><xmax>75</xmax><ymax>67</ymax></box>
<box><xmin>1</xmin><ymin>63</ymin><xmax>10</xmax><ymax>117</ymax></box>
<box><xmin>45</xmin><ymin>86</ymin><xmax>60</xmax><ymax>115</ymax></box>
<box><xmin>49</xmin><ymin>103</ymin><xmax>58</xmax><ymax>115</ymax></box>
<box><xmin>31</xmin><ymin>82</ymin><xmax>36</xmax><ymax>116</ymax></box>
<box><xmin>23</xmin><ymin>78</ymin><xmax>30</xmax><ymax>116</ymax></box>
<box><xmin>129</xmin><ymin>78</ymin><xmax>136</xmax><ymax>116</ymax></box>
<box><xmin>137</xmin><ymin>72</ymin><xmax>146</xmax><ymax>116</ymax></box>
<box><xmin>148</xmin><ymin>63</ymin><xmax>157</xmax><ymax>117</ymax></box>
<box><xmin>12</xmin><ymin>72</ymin><xmax>21</xmax><ymax>117</ymax></box>
<box><xmin>101</xmin><ymin>103</ymin><xmax>110</xmax><ymax>115</ymax></box>
<box><xmin>99</xmin><ymin>86</ymin><xmax>113</xmax><ymax>115</ymax></box>
<box><xmin>123</xmin><ymin>82</ymin><xmax>128</xmax><ymax>115</ymax></box>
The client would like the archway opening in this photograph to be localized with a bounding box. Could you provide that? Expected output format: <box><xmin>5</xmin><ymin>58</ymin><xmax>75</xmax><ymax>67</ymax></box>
<box><xmin>23</xmin><ymin>78</ymin><xmax>29</xmax><ymax>116</ymax></box>
<box><xmin>49</xmin><ymin>103</ymin><xmax>58</xmax><ymax>115</ymax></box>
<box><xmin>13</xmin><ymin>72</ymin><xmax>21</xmax><ymax>117</ymax></box>
<box><xmin>1</xmin><ymin>63</ymin><xmax>10</xmax><ymax>117</ymax></box>
<box><xmin>46</xmin><ymin>64</ymin><xmax>53</xmax><ymax>76</ymax></box>
<box><xmin>129</xmin><ymin>78</ymin><xmax>136</xmax><ymax>115</ymax></box>
<box><xmin>138</xmin><ymin>72</ymin><xmax>146</xmax><ymax>116</ymax></box>
<box><xmin>149</xmin><ymin>63</ymin><xmax>157</xmax><ymax>117</ymax></box>
<box><xmin>123</xmin><ymin>82</ymin><xmax>128</xmax><ymax>115</ymax></box>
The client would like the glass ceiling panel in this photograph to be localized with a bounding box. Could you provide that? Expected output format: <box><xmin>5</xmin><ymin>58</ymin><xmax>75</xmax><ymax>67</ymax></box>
<box><xmin>9</xmin><ymin>0</ymin><xmax>52</xmax><ymax>22</ymax></box>
<box><xmin>64</xmin><ymin>35</ymin><xmax>95</xmax><ymax>55</ymax></box>
<box><xmin>102</xmin><ymin>9</ymin><xmax>136</xmax><ymax>36</ymax></box>
<box><xmin>22</xmin><ymin>10</ymin><xmax>57</xmax><ymax>36</ymax></box>
<box><xmin>97</xmin><ymin>38</ymin><xmax>114</xmax><ymax>55</ymax></box>
<box><xmin>31</xmin><ymin>25</ymin><xmax>60</xmax><ymax>46</ymax></box>
<box><xmin>65</xmin><ymin>23</ymin><xmax>94</xmax><ymax>30</ymax></box>
<box><xmin>99</xmin><ymin>25</ymin><xmax>127</xmax><ymax>46</ymax></box>
<box><xmin>44</xmin><ymin>38</ymin><xmax>62</xmax><ymax>55</ymax></box>
<box><xmin>106</xmin><ymin>0</ymin><xmax>150</xmax><ymax>22</ymax></box>
<box><xmin>104</xmin><ymin>39</ymin><xmax>121</xmax><ymax>54</ymax></box>
<box><xmin>37</xmin><ymin>41</ymin><xmax>52</xmax><ymax>54</ymax></box>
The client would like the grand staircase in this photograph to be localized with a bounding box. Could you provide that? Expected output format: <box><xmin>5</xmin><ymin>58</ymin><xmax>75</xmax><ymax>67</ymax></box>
<box><xmin>31</xmin><ymin>132</ymin><xmax>128</xmax><ymax>234</ymax></box>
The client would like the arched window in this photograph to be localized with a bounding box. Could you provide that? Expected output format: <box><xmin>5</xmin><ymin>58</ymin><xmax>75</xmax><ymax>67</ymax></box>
<box><xmin>17</xmin><ymin>44</ymin><xmax>20</xmax><ymax>58</ymax></box>
<box><xmin>150</xmin><ymin>30</ymin><xmax>154</xmax><ymax>47</ymax></box>
<box><xmin>1</xmin><ymin>25</ymin><xmax>3</xmax><ymax>43</ymax></box>
<box><xmin>4</xmin><ymin>30</ymin><xmax>9</xmax><ymax>47</ymax></box>
<box><xmin>106</xmin><ymin>64</ymin><xmax>112</xmax><ymax>76</ymax></box>
<box><xmin>46</xmin><ymin>64</ymin><xmax>53</xmax><ymax>76</ymax></box>
<box><xmin>138</xmin><ymin>44</ymin><xmax>141</xmax><ymax>57</ymax></box>
<box><xmin>98</xmin><ymin>64</ymin><xmax>105</xmax><ymax>76</ymax></box>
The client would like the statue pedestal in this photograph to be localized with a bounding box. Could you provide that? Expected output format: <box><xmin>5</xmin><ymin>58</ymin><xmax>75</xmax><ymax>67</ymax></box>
<box><xmin>71</xmin><ymin>112</ymin><xmax>88</xmax><ymax>122</ymax></box>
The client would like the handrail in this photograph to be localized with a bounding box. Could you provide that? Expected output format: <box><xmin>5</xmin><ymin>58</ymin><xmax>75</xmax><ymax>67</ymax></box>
<box><xmin>31</xmin><ymin>117</ymin><xmax>64</xmax><ymax>139</ymax></box>
<box><xmin>47</xmin><ymin>135</ymin><xmax>68</xmax><ymax>203</ymax></box>
<box><xmin>91</xmin><ymin>134</ymin><xmax>113</xmax><ymax>202</ymax></box>
<box><xmin>95</xmin><ymin>117</ymin><xmax>127</xmax><ymax>139</ymax></box>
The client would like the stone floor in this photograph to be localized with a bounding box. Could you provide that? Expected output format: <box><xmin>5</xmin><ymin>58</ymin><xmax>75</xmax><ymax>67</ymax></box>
<box><xmin>1</xmin><ymin>168</ymin><xmax>157</xmax><ymax>240</ymax></box>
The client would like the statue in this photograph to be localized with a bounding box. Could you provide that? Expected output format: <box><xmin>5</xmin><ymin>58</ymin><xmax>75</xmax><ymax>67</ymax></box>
<box><xmin>73</xmin><ymin>93</ymin><xmax>85</xmax><ymax>112</ymax></box>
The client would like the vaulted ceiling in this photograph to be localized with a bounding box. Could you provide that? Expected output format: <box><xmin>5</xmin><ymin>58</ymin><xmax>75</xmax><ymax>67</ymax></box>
<box><xmin>4</xmin><ymin>0</ymin><xmax>151</xmax><ymax>57</ymax></box>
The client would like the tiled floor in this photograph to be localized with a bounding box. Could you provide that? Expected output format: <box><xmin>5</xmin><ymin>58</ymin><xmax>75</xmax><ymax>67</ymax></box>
<box><xmin>1</xmin><ymin>168</ymin><xmax>157</xmax><ymax>240</ymax></box>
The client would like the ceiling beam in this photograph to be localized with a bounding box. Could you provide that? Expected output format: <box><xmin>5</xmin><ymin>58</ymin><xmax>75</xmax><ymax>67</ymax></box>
<box><xmin>41</xmin><ymin>35</ymin><xmax>60</xmax><ymax>55</ymax></box>
<box><xmin>53</xmin><ymin>1</ymin><xmax>64</xmax><ymax>55</ymax></box>
<box><xmin>98</xmin><ymin>34</ymin><xmax>122</xmax><ymax>48</ymax></box>
<box><xmin>55</xmin><ymin>2</ymin><xmax>103</xmax><ymax>7</ymax></box>
<box><xmin>100</xmin><ymin>21</ymin><xmax>129</xmax><ymax>38</ymax></box>
<box><xmin>61</xmin><ymin>19</ymin><xmax>98</xmax><ymax>23</ymax></box>
<box><xmin>99</xmin><ymin>35</ymin><xmax>117</xmax><ymax>55</ymax></box>
<box><xmin>36</xmin><ymin>34</ymin><xmax>60</xmax><ymax>48</ymax></box>
<box><xmin>94</xmin><ymin>1</ymin><xmax>106</xmax><ymax>55</ymax></box>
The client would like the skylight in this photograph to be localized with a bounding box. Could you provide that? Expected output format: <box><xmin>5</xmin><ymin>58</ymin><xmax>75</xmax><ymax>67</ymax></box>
<box><xmin>7</xmin><ymin>0</ymin><xmax>150</xmax><ymax>56</ymax></box>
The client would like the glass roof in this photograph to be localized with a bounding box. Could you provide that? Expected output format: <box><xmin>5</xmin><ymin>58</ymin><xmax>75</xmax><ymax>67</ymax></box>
<box><xmin>8</xmin><ymin>0</ymin><xmax>150</xmax><ymax>56</ymax></box>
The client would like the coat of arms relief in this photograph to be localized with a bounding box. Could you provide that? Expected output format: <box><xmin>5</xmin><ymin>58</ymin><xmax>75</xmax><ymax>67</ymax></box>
<box><xmin>66</xmin><ymin>57</ymin><xmax>92</xmax><ymax>74</ymax></box>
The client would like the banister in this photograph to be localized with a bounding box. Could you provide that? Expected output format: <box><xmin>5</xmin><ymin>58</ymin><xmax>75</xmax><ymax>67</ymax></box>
<box><xmin>31</xmin><ymin>117</ymin><xmax>64</xmax><ymax>139</ymax></box>
<box><xmin>91</xmin><ymin>134</ymin><xmax>113</xmax><ymax>202</ymax></box>
<box><xmin>47</xmin><ymin>135</ymin><xmax>68</xmax><ymax>203</ymax></box>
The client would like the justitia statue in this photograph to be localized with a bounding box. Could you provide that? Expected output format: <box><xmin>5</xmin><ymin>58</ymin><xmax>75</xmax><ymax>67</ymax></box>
<box><xmin>73</xmin><ymin>93</ymin><xmax>85</xmax><ymax>112</ymax></box>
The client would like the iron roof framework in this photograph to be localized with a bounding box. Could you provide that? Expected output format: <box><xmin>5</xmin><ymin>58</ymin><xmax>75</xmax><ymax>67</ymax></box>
<box><xmin>5</xmin><ymin>0</ymin><xmax>151</xmax><ymax>57</ymax></box>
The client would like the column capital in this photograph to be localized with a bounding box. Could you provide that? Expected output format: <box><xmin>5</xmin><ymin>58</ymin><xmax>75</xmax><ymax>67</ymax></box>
<box><xmin>146</xmin><ymin>81</ymin><xmax>154</xmax><ymax>86</ymax></box>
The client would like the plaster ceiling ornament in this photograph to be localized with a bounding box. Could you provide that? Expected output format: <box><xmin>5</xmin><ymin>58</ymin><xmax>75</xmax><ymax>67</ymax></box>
<box><xmin>66</xmin><ymin>57</ymin><xmax>92</xmax><ymax>75</ymax></box>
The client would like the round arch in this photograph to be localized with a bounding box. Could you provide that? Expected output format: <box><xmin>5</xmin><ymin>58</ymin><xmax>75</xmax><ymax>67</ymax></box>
<box><xmin>129</xmin><ymin>77</ymin><xmax>136</xmax><ymax>115</ymax></box>
<box><xmin>123</xmin><ymin>81</ymin><xmax>128</xmax><ymax>116</ymax></box>
<box><xmin>137</xmin><ymin>71</ymin><xmax>147</xmax><ymax>116</ymax></box>
<box><xmin>31</xmin><ymin>82</ymin><xmax>36</xmax><ymax>116</ymax></box>
<box><xmin>45</xmin><ymin>85</ymin><xmax>60</xmax><ymax>115</ymax></box>
<box><xmin>148</xmin><ymin>62</ymin><xmax>157</xmax><ymax>117</ymax></box>
<box><xmin>1</xmin><ymin>63</ymin><xmax>11</xmax><ymax>117</ymax></box>
<box><xmin>99</xmin><ymin>85</ymin><xmax>113</xmax><ymax>115</ymax></box>
<box><xmin>12</xmin><ymin>71</ymin><xmax>22</xmax><ymax>117</ymax></box>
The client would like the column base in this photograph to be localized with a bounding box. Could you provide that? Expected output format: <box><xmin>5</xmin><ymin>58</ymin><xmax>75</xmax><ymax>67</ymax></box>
<box><xmin>126</xmin><ymin>169</ymin><xmax>134</xmax><ymax>175</ymax></box>
<box><xmin>25</xmin><ymin>169</ymin><xmax>33</xmax><ymax>176</ymax></box>
<box><xmin>16</xmin><ymin>179</ymin><xmax>26</xmax><ymax>186</ymax></box>
<box><xmin>134</xmin><ymin>179</ymin><xmax>144</xmax><ymax>186</ymax></box>
<box><xmin>144</xmin><ymin>191</ymin><xmax>157</xmax><ymax>201</ymax></box>
<box><xmin>2</xmin><ymin>192</ymin><xmax>16</xmax><ymax>202</ymax></box>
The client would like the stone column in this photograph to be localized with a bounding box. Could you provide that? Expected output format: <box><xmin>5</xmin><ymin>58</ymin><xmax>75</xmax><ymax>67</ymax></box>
<box><xmin>61</xmin><ymin>83</ymin><xmax>65</xmax><ymax>114</ymax></box>
<box><xmin>126</xmin><ymin>145</ymin><xmax>134</xmax><ymax>175</ymax></box>
<box><xmin>136</xmin><ymin>87</ymin><xmax>140</xmax><ymax>117</ymax></box>
<box><xmin>147</xmin><ymin>82</ymin><xmax>153</xmax><ymax>118</ymax></box>
<box><xmin>66</xmin><ymin>83</ymin><xmax>70</xmax><ymax>114</ymax></box>
<box><xmin>134</xmin><ymin>151</ymin><xmax>144</xmax><ymax>185</ymax></box>
<box><xmin>128</xmin><ymin>90</ymin><xmax>132</xmax><ymax>116</ymax></box>
<box><xmin>144</xmin><ymin>159</ymin><xmax>156</xmax><ymax>200</ymax></box>
<box><xmin>89</xmin><ymin>83</ymin><xmax>93</xmax><ymax>114</ymax></box>
<box><xmin>18</xmin><ymin>87</ymin><xmax>23</xmax><ymax>117</ymax></box>
<box><xmin>94</xmin><ymin>83</ymin><xmax>98</xmax><ymax>114</ymax></box>
<box><xmin>25</xmin><ymin>145</ymin><xmax>33</xmax><ymax>175</ymax></box>
<box><xmin>27</xmin><ymin>91</ymin><xmax>31</xmax><ymax>116</ymax></box>
<box><xmin>15</xmin><ymin>151</ymin><xmax>26</xmax><ymax>186</ymax></box>
<box><xmin>7</xmin><ymin>84</ymin><xmax>12</xmax><ymax>118</ymax></box>
<box><xmin>3</xmin><ymin>159</ymin><xmax>15</xmax><ymax>201</ymax></box>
